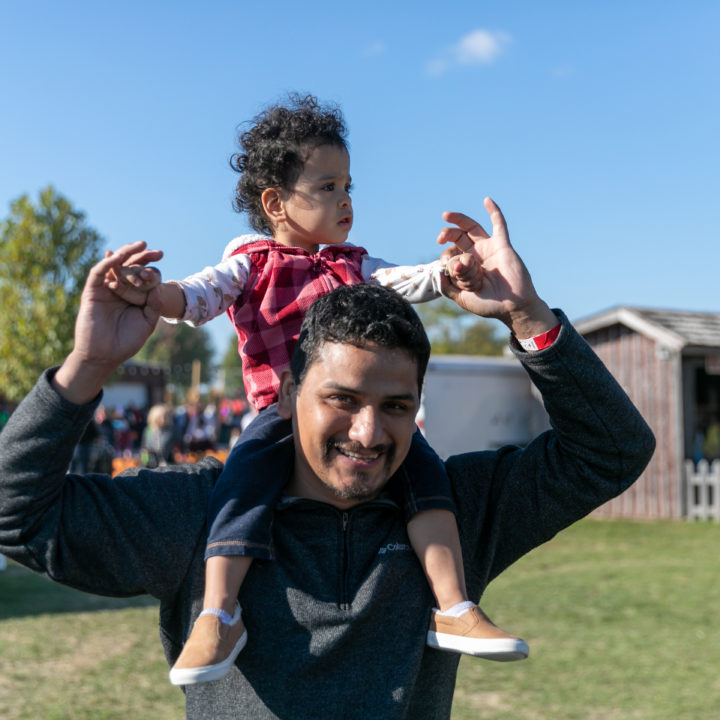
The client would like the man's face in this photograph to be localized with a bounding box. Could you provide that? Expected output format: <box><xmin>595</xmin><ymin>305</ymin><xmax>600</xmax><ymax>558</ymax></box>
<box><xmin>278</xmin><ymin>341</ymin><xmax>420</xmax><ymax>508</ymax></box>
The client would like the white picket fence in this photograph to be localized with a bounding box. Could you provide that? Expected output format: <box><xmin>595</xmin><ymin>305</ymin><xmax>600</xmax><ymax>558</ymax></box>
<box><xmin>685</xmin><ymin>459</ymin><xmax>720</xmax><ymax>521</ymax></box>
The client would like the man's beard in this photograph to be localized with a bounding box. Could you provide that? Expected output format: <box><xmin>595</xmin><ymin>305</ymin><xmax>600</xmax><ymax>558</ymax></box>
<box><xmin>326</xmin><ymin>481</ymin><xmax>379</xmax><ymax>502</ymax></box>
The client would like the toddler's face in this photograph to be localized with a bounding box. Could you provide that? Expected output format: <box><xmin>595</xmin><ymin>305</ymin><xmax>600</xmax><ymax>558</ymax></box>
<box><xmin>277</xmin><ymin>144</ymin><xmax>353</xmax><ymax>251</ymax></box>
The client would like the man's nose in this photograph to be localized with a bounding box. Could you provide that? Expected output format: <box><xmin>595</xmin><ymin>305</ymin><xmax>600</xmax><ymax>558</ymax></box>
<box><xmin>347</xmin><ymin>406</ymin><xmax>386</xmax><ymax>447</ymax></box>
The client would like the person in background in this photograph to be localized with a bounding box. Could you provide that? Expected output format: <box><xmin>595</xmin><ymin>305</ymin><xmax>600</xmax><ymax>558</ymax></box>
<box><xmin>141</xmin><ymin>403</ymin><xmax>176</xmax><ymax>467</ymax></box>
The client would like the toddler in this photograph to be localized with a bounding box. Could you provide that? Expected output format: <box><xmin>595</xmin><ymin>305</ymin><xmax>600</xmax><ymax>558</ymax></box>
<box><xmin>113</xmin><ymin>94</ymin><xmax>528</xmax><ymax>686</ymax></box>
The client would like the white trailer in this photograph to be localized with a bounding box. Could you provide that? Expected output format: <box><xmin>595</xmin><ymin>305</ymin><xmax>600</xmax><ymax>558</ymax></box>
<box><xmin>418</xmin><ymin>355</ymin><xmax>550</xmax><ymax>459</ymax></box>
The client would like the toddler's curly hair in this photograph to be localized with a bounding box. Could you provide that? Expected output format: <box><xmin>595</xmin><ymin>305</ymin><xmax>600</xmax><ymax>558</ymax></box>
<box><xmin>230</xmin><ymin>93</ymin><xmax>348</xmax><ymax>235</ymax></box>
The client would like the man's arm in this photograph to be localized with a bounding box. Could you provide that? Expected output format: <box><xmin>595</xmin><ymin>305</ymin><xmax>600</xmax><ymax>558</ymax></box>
<box><xmin>0</xmin><ymin>243</ymin><xmax>217</xmax><ymax>599</ymax></box>
<box><xmin>447</xmin><ymin>311</ymin><xmax>655</xmax><ymax>587</ymax></box>
<box><xmin>0</xmin><ymin>369</ymin><xmax>218</xmax><ymax>599</ymax></box>
<box><xmin>436</xmin><ymin>199</ymin><xmax>654</xmax><ymax>584</ymax></box>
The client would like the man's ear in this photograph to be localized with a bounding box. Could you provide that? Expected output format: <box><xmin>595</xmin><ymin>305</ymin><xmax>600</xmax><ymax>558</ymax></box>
<box><xmin>261</xmin><ymin>187</ymin><xmax>287</xmax><ymax>227</ymax></box>
<box><xmin>277</xmin><ymin>369</ymin><xmax>296</xmax><ymax>419</ymax></box>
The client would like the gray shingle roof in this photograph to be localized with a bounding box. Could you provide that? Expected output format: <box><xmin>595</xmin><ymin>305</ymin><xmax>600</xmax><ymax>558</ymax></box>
<box><xmin>632</xmin><ymin>309</ymin><xmax>720</xmax><ymax>348</ymax></box>
<box><xmin>574</xmin><ymin>306</ymin><xmax>720</xmax><ymax>350</ymax></box>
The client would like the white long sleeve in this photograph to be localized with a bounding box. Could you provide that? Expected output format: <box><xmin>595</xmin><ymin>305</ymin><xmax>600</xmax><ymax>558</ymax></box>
<box><xmin>362</xmin><ymin>255</ymin><xmax>446</xmax><ymax>303</ymax></box>
<box><xmin>163</xmin><ymin>236</ymin><xmax>261</xmax><ymax>326</ymax></box>
<box><xmin>166</xmin><ymin>240</ymin><xmax>447</xmax><ymax>328</ymax></box>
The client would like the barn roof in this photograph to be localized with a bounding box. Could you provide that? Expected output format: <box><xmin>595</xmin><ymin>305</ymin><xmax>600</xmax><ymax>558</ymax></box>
<box><xmin>574</xmin><ymin>307</ymin><xmax>720</xmax><ymax>351</ymax></box>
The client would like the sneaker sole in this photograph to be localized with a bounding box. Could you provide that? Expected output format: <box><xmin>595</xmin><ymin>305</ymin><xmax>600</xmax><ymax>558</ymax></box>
<box><xmin>426</xmin><ymin>630</ymin><xmax>529</xmax><ymax>661</ymax></box>
<box><xmin>169</xmin><ymin>630</ymin><xmax>248</xmax><ymax>686</ymax></box>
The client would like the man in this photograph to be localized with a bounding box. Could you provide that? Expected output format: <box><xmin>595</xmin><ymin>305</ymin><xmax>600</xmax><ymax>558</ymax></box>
<box><xmin>0</xmin><ymin>199</ymin><xmax>654</xmax><ymax>719</ymax></box>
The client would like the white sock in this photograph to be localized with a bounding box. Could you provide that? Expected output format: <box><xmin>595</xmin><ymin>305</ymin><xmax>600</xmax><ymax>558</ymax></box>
<box><xmin>200</xmin><ymin>604</ymin><xmax>241</xmax><ymax>626</ymax></box>
<box><xmin>436</xmin><ymin>601</ymin><xmax>475</xmax><ymax>617</ymax></box>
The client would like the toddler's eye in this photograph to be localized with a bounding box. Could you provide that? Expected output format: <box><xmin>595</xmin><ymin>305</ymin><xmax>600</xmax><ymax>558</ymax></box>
<box><xmin>345</xmin><ymin>183</ymin><xmax>354</xmax><ymax>194</ymax></box>
<box><xmin>322</xmin><ymin>183</ymin><xmax>335</xmax><ymax>191</ymax></box>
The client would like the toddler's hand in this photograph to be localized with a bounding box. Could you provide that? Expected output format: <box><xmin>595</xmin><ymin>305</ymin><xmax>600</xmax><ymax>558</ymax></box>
<box><xmin>107</xmin><ymin>264</ymin><xmax>162</xmax><ymax>307</ymax></box>
<box><xmin>443</xmin><ymin>250</ymin><xmax>484</xmax><ymax>293</ymax></box>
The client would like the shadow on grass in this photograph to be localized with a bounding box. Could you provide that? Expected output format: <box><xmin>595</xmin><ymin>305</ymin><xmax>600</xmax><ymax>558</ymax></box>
<box><xmin>0</xmin><ymin>560</ymin><xmax>157</xmax><ymax>621</ymax></box>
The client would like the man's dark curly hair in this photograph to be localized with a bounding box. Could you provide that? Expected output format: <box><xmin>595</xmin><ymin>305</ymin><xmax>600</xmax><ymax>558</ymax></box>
<box><xmin>290</xmin><ymin>284</ymin><xmax>431</xmax><ymax>395</ymax></box>
<box><xmin>230</xmin><ymin>93</ymin><xmax>348</xmax><ymax>235</ymax></box>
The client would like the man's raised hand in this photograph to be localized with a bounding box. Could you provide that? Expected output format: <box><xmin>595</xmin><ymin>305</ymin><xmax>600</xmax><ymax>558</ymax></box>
<box><xmin>438</xmin><ymin>197</ymin><xmax>557</xmax><ymax>338</ymax></box>
<box><xmin>52</xmin><ymin>242</ymin><xmax>164</xmax><ymax>404</ymax></box>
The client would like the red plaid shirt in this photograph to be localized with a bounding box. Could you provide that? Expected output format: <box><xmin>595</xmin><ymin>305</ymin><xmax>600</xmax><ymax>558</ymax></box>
<box><xmin>227</xmin><ymin>239</ymin><xmax>367</xmax><ymax>410</ymax></box>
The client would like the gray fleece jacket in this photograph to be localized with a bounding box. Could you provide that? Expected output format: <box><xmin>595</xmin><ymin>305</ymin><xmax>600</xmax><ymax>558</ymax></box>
<box><xmin>0</xmin><ymin>312</ymin><xmax>654</xmax><ymax>719</ymax></box>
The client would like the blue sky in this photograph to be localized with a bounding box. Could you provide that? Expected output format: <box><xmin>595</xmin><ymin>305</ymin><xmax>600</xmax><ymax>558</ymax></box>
<box><xmin>2</xmin><ymin>1</ymin><xmax>718</xmax><ymax>356</ymax></box>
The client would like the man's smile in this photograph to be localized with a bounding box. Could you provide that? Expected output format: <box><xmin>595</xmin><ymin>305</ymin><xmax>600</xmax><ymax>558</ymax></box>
<box><xmin>330</xmin><ymin>442</ymin><xmax>388</xmax><ymax>465</ymax></box>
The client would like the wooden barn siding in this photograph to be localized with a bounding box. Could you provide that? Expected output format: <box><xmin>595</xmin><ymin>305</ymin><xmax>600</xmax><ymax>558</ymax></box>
<box><xmin>582</xmin><ymin>325</ymin><xmax>680</xmax><ymax>519</ymax></box>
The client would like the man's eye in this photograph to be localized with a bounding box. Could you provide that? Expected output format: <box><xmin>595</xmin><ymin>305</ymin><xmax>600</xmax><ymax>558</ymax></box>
<box><xmin>384</xmin><ymin>402</ymin><xmax>410</xmax><ymax>413</ymax></box>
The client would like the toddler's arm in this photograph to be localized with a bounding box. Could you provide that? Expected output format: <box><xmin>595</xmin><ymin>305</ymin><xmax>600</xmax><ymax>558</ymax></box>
<box><xmin>361</xmin><ymin>249</ymin><xmax>483</xmax><ymax>303</ymax></box>
<box><xmin>109</xmin><ymin>249</ymin><xmax>254</xmax><ymax>326</ymax></box>
<box><xmin>362</xmin><ymin>257</ymin><xmax>444</xmax><ymax>302</ymax></box>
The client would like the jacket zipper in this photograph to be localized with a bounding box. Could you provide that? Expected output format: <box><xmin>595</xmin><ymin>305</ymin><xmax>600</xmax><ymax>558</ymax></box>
<box><xmin>340</xmin><ymin>510</ymin><xmax>349</xmax><ymax>609</ymax></box>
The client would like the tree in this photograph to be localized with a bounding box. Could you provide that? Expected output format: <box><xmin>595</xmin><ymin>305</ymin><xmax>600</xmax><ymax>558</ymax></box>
<box><xmin>219</xmin><ymin>334</ymin><xmax>246</xmax><ymax>396</ymax></box>
<box><xmin>0</xmin><ymin>187</ymin><xmax>104</xmax><ymax>402</ymax></box>
<box><xmin>135</xmin><ymin>320</ymin><xmax>215</xmax><ymax>392</ymax></box>
<box><xmin>416</xmin><ymin>297</ymin><xmax>506</xmax><ymax>356</ymax></box>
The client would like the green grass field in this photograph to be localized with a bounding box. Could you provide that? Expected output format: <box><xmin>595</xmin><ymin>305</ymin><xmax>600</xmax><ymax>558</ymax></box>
<box><xmin>1</xmin><ymin>519</ymin><xmax>718</xmax><ymax>719</ymax></box>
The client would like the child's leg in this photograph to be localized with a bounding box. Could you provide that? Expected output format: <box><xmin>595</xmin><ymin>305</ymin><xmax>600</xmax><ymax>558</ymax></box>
<box><xmin>406</xmin><ymin>508</ymin><xmax>467</xmax><ymax>611</ymax></box>
<box><xmin>201</xmin><ymin>406</ymin><xmax>292</xmax><ymax>606</ymax></box>
<box><xmin>398</xmin><ymin>430</ymin><xmax>529</xmax><ymax>661</ymax></box>
<box><xmin>396</xmin><ymin>430</ymin><xmax>468</xmax><ymax>611</ymax></box>
<box><xmin>200</xmin><ymin>406</ymin><xmax>293</xmax><ymax>611</ymax></box>
<box><xmin>169</xmin><ymin>407</ymin><xmax>293</xmax><ymax>686</ymax></box>
<box><xmin>203</xmin><ymin>554</ymin><xmax>254</xmax><ymax>616</ymax></box>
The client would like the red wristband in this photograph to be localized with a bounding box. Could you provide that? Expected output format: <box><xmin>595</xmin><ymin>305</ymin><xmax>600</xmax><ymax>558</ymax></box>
<box><xmin>517</xmin><ymin>323</ymin><xmax>561</xmax><ymax>352</ymax></box>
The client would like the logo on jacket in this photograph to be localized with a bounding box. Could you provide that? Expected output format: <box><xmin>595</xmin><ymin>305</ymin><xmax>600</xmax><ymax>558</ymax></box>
<box><xmin>377</xmin><ymin>542</ymin><xmax>412</xmax><ymax>555</ymax></box>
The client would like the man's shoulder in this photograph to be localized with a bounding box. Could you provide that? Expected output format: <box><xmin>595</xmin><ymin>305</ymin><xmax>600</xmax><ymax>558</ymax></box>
<box><xmin>444</xmin><ymin>448</ymin><xmax>501</xmax><ymax>503</ymax></box>
<box><xmin>443</xmin><ymin>446</ymin><xmax>520</xmax><ymax>533</ymax></box>
<box><xmin>444</xmin><ymin>447</ymin><xmax>511</xmax><ymax>481</ymax></box>
<box><xmin>117</xmin><ymin>454</ymin><xmax>224</xmax><ymax>491</ymax></box>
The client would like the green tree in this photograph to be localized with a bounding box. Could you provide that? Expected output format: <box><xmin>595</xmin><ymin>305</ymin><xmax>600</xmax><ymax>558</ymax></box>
<box><xmin>416</xmin><ymin>297</ymin><xmax>506</xmax><ymax>356</ymax></box>
<box><xmin>219</xmin><ymin>334</ymin><xmax>246</xmax><ymax>396</ymax></box>
<box><xmin>135</xmin><ymin>321</ymin><xmax>215</xmax><ymax>391</ymax></box>
<box><xmin>0</xmin><ymin>187</ymin><xmax>104</xmax><ymax>401</ymax></box>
